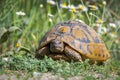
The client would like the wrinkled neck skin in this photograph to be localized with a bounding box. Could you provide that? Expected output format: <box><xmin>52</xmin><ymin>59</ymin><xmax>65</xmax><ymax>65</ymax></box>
<box><xmin>50</xmin><ymin>39</ymin><xmax>64</xmax><ymax>53</ymax></box>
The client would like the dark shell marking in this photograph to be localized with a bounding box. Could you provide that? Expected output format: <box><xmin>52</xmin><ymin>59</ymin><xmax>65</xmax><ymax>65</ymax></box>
<box><xmin>38</xmin><ymin>20</ymin><xmax>110</xmax><ymax>61</ymax></box>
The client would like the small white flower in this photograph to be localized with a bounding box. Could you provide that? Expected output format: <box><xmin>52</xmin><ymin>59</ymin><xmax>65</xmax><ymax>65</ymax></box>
<box><xmin>48</xmin><ymin>13</ymin><xmax>54</xmax><ymax>18</ymax></box>
<box><xmin>109</xmin><ymin>23</ymin><xmax>117</xmax><ymax>28</ymax></box>
<box><xmin>89</xmin><ymin>12</ymin><xmax>93</xmax><ymax>16</ymax></box>
<box><xmin>60</xmin><ymin>3</ymin><xmax>69</xmax><ymax>9</ymax></box>
<box><xmin>48</xmin><ymin>18</ymin><xmax>52</xmax><ymax>22</ymax></box>
<box><xmin>33</xmin><ymin>72</ymin><xmax>41</xmax><ymax>77</ymax></box>
<box><xmin>68</xmin><ymin>5</ymin><xmax>78</xmax><ymax>13</ymax></box>
<box><xmin>88</xmin><ymin>5</ymin><xmax>98</xmax><ymax>10</ymax></box>
<box><xmin>16</xmin><ymin>11</ymin><xmax>26</xmax><ymax>16</ymax></box>
<box><xmin>97</xmin><ymin>26</ymin><xmax>108</xmax><ymax>35</ymax></box>
<box><xmin>47</xmin><ymin>0</ymin><xmax>56</xmax><ymax>5</ymax></box>
<box><xmin>76</xmin><ymin>4</ymin><xmax>88</xmax><ymax>12</ymax></box>
<box><xmin>69</xmin><ymin>5</ymin><xmax>76</xmax><ymax>9</ymax></box>
<box><xmin>115</xmin><ymin>39</ymin><xmax>119</xmax><ymax>44</ymax></box>
<box><xmin>40</xmin><ymin>4</ymin><xmax>43</xmax><ymax>8</ymax></box>
<box><xmin>75</xmin><ymin>19</ymin><xmax>85</xmax><ymax>23</ymax></box>
<box><xmin>16</xmin><ymin>39</ymin><xmax>21</xmax><ymax>48</ymax></box>
<box><xmin>94</xmin><ymin>23</ymin><xmax>102</xmax><ymax>27</ymax></box>
<box><xmin>101</xmin><ymin>27</ymin><xmax>108</xmax><ymax>33</ymax></box>
<box><xmin>96</xmin><ymin>19</ymin><xmax>104</xmax><ymax>24</ymax></box>
<box><xmin>2</xmin><ymin>57</ymin><xmax>9</xmax><ymax>62</ymax></box>
<box><xmin>69</xmin><ymin>8</ymin><xmax>78</xmax><ymax>13</ymax></box>
<box><xmin>109</xmin><ymin>32</ymin><xmax>117</xmax><ymax>38</ymax></box>
<box><xmin>15</xmin><ymin>39</ymin><xmax>21</xmax><ymax>52</ymax></box>
<box><xmin>97</xmin><ymin>27</ymin><xmax>102</xmax><ymax>34</ymax></box>
<box><xmin>102</xmin><ymin>1</ymin><xmax>106</xmax><ymax>6</ymax></box>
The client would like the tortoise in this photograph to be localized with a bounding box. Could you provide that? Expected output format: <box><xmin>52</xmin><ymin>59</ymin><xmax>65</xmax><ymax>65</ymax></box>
<box><xmin>36</xmin><ymin>20</ymin><xmax>110</xmax><ymax>63</ymax></box>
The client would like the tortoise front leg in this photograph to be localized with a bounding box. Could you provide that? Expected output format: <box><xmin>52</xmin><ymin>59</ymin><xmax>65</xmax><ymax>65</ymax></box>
<box><xmin>64</xmin><ymin>46</ymin><xmax>82</xmax><ymax>62</ymax></box>
<box><xmin>35</xmin><ymin>47</ymin><xmax>50</xmax><ymax>59</ymax></box>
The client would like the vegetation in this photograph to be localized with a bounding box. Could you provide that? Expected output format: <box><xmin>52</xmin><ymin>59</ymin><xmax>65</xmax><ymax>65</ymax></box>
<box><xmin>0</xmin><ymin>0</ymin><xmax>120</xmax><ymax>79</ymax></box>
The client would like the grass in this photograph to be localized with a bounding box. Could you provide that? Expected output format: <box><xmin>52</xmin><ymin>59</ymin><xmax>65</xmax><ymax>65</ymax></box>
<box><xmin>0</xmin><ymin>0</ymin><xmax>120</xmax><ymax>79</ymax></box>
<box><xmin>0</xmin><ymin>54</ymin><xmax>120</xmax><ymax>79</ymax></box>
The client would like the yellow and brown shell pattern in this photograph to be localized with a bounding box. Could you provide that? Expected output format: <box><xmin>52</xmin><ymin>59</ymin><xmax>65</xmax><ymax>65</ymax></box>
<box><xmin>39</xmin><ymin>20</ymin><xmax>110</xmax><ymax>61</ymax></box>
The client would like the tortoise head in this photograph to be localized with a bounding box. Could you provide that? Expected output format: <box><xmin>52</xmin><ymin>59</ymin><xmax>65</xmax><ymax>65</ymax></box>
<box><xmin>50</xmin><ymin>39</ymin><xmax>64</xmax><ymax>53</ymax></box>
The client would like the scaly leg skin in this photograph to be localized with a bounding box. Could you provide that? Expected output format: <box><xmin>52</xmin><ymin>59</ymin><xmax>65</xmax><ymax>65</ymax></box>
<box><xmin>35</xmin><ymin>47</ymin><xmax>50</xmax><ymax>59</ymax></box>
<box><xmin>64</xmin><ymin>46</ymin><xmax>83</xmax><ymax>62</ymax></box>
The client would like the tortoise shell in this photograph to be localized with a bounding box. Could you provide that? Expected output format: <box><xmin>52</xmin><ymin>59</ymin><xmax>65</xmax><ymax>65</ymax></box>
<box><xmin>37</xmin><ymin>20</ymin><xmax>110</xmax><ymax>61</ymax></box>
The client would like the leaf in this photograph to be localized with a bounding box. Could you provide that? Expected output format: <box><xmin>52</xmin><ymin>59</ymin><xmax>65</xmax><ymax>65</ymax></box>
<box><xmin>0</xmin><ymin>27</ymin><xmax>7</xmax><ymax>38</ymax></box>
<box><xmin>8</xmin><ymin>26</ymin><xmax>22</xmax><ymax>32</ymax></box>
<box><xmin>0</xmin><ymin>26</ymin><xmax>21</xmax><ymax>44</ymax></box>
<box><xmin>16</xmin><ymin>46</ymin><xmax>34</xmax><ymax>54</ymax></box>
<box><xmin>0</xmin><ymin>27</ymin><xmax>9</xmax><ymax>44</ymax></box>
